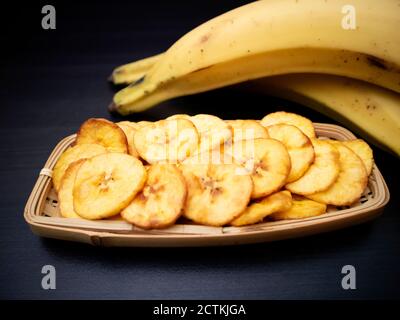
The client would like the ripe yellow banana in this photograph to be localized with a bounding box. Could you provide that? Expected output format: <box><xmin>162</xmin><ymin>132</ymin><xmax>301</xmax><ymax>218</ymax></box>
<box><xmin>244</xmin><ymin>74</ymin><xmax>400</xmax><ymax>157</ymax></box>
<box><xmin>111</xmin><ymin>58</ymin><xmax>400</xmax><ymax>156</ymax></box>
<box><xmin>111</xmin><ymin>0</ymin><xmax>400</xmax><ymax>114</ymax></box>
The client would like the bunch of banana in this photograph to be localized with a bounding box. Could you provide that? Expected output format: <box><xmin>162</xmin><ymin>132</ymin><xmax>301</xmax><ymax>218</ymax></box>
<box><xmin>243</xmin><ymin>74</ymin><xmax>400</xmax><ymax>157</ymax></box>
<box><xmin>109</xmin><ymin>0</ymin><xmax>400</xmax><ymax>156</ymax></box>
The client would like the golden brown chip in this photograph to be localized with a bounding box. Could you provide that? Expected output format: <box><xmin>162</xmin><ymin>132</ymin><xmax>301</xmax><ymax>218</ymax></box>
<box><xmin>121</xmin><ymin>164</ymin><xmax>187</xmax><ymax>229</ymax></box>
<box><xmin>134</xmin><ymin>118</ymin><xmax>199</xmax><ymax>164</ymax></box>
<box><xmin>58</xmin><ymin>159</ymin><xmax>86</xmax><ymax>218</ymax></box>
<box><xmin>230</xmin><ymin>190</ymin><xmax>292</xmax><ymax>226</ymax></box>
<box><xmin>261</xmin><ymin>111</ymin><xmax>316</xmax><ymax>138</ymax></box>
<box><xmin>286</xmin><ymin>139</ymin><xmax>340</xmax><ymax>195</ymax></box>
<box><xmin>342</xmin><ymin>139</ymin><xmax>374</xmax><ymax>175</ymax></box>
<box><xmin>228</xmin><ymin>138</ymin><xmax>291</xmax><ymax>199</ymax></box>
<box><xmin>73</xmin><ymin>153</ymin><xmax>147</xmax><ymax>220</ymax></box>
<box><xmin>266</xmin><ymin>124</ymin><xmax>315</xmax><ymax>182</ymax></box>
<box><xmin>180</xmin><ymin>163</ymin><xmax>253</xmax><ymax>226</ymax></box>
<box><xmin>75</xmin><ymin>118</ymin><xmax>128</xmax><ymax>153</ymax></box>
<box><xmin>52</xmin><ymin>143</ymin><xmax>107</xmax><ymax>191</ymax></box>
<box><xmin>306</xmin><ymin>141</ymin><xmax>368</xmax><ymax>206</ymax></box>
<box><xmin>271</xmin><ymin>198</ymin><xmax>327</xmax><ymax>220</ymax></box>
<box><xmin>173</xmin><ymin>114</ymin><xmax>232</xmax><ymax>154</ymax></box>
<box><xmin>226</xmin><ymin>119</ymin><xmax>269</xmax><ymax>142</ymax></box>
<box><xmin>117</xmin><ymin>121</ymin><xmax>139</xmax><ymax>157</ymax></box>
<box><xmin>192</xmin><ymin>114</ymin><xmax>232</xmax><ymax>152</ymax></box>
<box><xmin>166</xmin><ymin>114</ymin><xmax>192</xmax><ymax>121</ymax></box>
<box><xmin>135</xmin><ymin>121</ymin><xmax>153</xmax><ymax>129</ymax></box>
<box><xmin>182</xmin><ymin>146</ymin><xmax>231</xmax><ymax>165</ymax></box>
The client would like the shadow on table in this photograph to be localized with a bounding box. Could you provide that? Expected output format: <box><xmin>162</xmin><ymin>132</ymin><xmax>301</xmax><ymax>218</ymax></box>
<box><xmin>107</xmin><ymin>85</ymin><xmax>337</xmax><ymax>124</ymax></box>
<box><xmin>40</xmin><ymin>221</ymin><xmax>376</xmax><ymax>267</ymax></box>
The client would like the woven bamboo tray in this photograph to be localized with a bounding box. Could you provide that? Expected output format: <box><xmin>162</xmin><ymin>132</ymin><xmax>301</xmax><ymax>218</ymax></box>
<box><xmin>24</xmin><ymin>123</ymin><xmax>390</xmax><ymax>247</ymax></box>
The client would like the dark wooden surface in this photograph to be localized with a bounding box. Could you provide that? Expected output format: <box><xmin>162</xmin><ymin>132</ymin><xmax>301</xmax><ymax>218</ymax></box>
<box><xmin>1</xmin><ymin>0</ymin><xmax>399</xmax><ymax>299</ymax></box>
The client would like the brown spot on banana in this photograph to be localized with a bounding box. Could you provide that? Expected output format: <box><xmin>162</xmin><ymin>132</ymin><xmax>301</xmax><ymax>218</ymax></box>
<box><xmin>189</xmin><ymin>65</ymin><xmax>214</xmax><ymax>74</ymax></box>
<box><xmin>199</xmin><ymin>33</ymin><xmax>211</xmax><ymax>44</ymax></box>
<box><xmin>365</xmin><ymin>55</ymin><xmax>400</xmax><ymax>72</ymax></box>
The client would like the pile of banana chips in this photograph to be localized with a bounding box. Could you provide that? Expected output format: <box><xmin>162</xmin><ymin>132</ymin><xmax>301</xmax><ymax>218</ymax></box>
<box><xmin>53</xmin><ymin>112</ymin><xmax>373</xmax><ymax>229</ymax></box>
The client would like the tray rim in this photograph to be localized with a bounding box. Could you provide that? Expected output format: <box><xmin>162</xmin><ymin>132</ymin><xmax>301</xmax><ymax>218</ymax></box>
<box><xmin>24</xmin><ymin>122</ymin><xmax>391</xmax><ymax>247</ymax></box>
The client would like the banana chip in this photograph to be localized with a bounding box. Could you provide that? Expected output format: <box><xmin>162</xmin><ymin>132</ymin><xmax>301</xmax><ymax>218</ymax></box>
<box><xmin>190</xmin><ymin>114</ymin><xmax>233</xmax><ymax>153</ymax></box>
<box><xmin>342</xmin><ymin>139</ymin><xmax>374</xmax><ymax>175</ymax></box>
<box><xmin>117</xmin><ymin>121</ymin><xmax>139</xmax><ymax>157</ymax></box>
<box><xmin>58</xmin><ymin>159</ymin><xmax>86</xmax><ymax>218</ymax></box>
<box><xmin>52</xmin><ymin>143</ymin><xmax>107</xmax><ymax>192</ymax></box>
<box><xmin>180</xmin><ymin>163</ymin><xmax>253</xmax><ymax>226</ymax></box>
<box><xmin>261</xmin><ymin>111</ymin><xmax>316</xmax><ymax>138</ymax></box>
<box><xmin>267</xmin><ymin>124</ymin><xmax>315</xmax><ymax>182</ymax></box>
<box><xmin>182</xmin><ymin>148</ymin><xmax>228</xmax><ymax>165</ymax></box>
<box><xmin>136</xmin><ymin>120</ymin><xmax>153</xmax><ymax>129</ymax></box>
<box><xmin>286</xmin><ymin>139</ymin><xmax>340</xmax><ymax>195</ymax></box>
<box><xmin>73</xmin><ymin>153</ymin><xmax>147</xmax><ymax>220</ymax></box>
<box><xmin>307</xmin><ymin>141</ymin><xmax>368</xmax><ymax>206</ymax></box>
<box><xmin>166</xmin><ymin>114</ymin><xmax>191</xmax><ymax>121</ymax></box>
<box><xmin>76</xmin><ymin>118</ymin><xmax>128</xmax><ymax>153</ymax></box>
<box><xmin>226</xmin><ymin>119</ymin><xmax>269</xmax><ymax>142</ymax></box>
<box><xmin>271</xmin><ymin>198</ymin><xmax>327</xmax><ymax>220</ymax></box>
<box><xmin>230</xmin><ymin>190</ymin><xmax>292</xmax><ymax>226</ymax></box>
<box><xmin>168</xmin><ymin>114</ymin><xmax>233</xmax><ymax>153</ymax></box>
<box><xmin>122</xmin><ymin>164</ymin><xmax>187</xmax><ymax>229</ymax></box>
<box><xmin>134</xmin><ymin>119</ymin><xmax>199</xmax><ymax>164</ymax></box>
<box><xmin>228</xmin><ymin>138</ymin><xmax>291</xmax><ymax>199</ymax></box>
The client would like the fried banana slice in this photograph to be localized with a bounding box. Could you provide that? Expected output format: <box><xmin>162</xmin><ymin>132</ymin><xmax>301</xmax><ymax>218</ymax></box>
<box><xmin>266</xmin><ymin>124</ymin><xmax>315</xmax><ymax>182</ymax></box>
<box><xmin>52</xmin><ymin>143</ymin><xmax>107</xmax><ymax>191</ymax></box>
<box><xmin>261</xmin><ymin>111</ymin><xmax>316</xmax><ymax>138</ymax></box>
<box><xmin>286</xmin><ymin>139</ymin><xmax>340</xmax><ymax>195</ymax></box>
<box><xmin>121</xmin><ymin>164</ymin><xmax>187</xmax><ymax>229</ymax></box>
<box><xmin>229</xmin><ymin>138</ymin><xmax>291</xmax><ymax>199</ymax></box>
<box><xmin>73</xmin><ymin>153</ymin><xmax>147</xmax><ymax>219</ymax></box>
<box><xmin>168</xmin><ymin>114</ymin><xmax>232</xmax><ymax>153</ymax></box>
<box><xmin>342</xmin><ymin>139</ymin><xmax>374</xmax><ymax>175</ymax></box>
<box><xmin>180</xmin><ymin>163</ymin><xmax>253</xmax><ymax>226</ymax></box>
<box><xmin>271</xmin><ymin>198</ymin><xmax>327</xmax><ymax>220</ymax></box>
<box><xmin>135</xmin><ymin>121</ymin><xmax>153</xmax><ymax>129</ymax></box>
<box><xmin>182</xmin><ymin>145</ymin><xmax>232</xmax><ymax>165</ymax></box>
<box><xmin>306</xmin><ymin>141</ymin><xmax>368</xmax><ymax>206</ymax></box>
<box><xmin>117</xmin><ymin>121</ymin><xmax>139</xmax><ymax>157</ymax></box>
<box><xmin>190</xmin><ymin>114</ymin><xmax>232</xmax><ymax>153</ymax></box>
<box><xmin>134</xmin><ymin>119</ymin><xmax>199</xmax><ymax>164</ymax></box>
<box><xmin>170</xmin><ymin>114</ymin><xmax>231</xmax><ymax>154</ymax></box>
<box><xmin>76</xmin><ymin>118</ymin><xmax>128</xmax><ymax>153</ymax></box>
<box><xmin>166</xmin><ymin>114</ymin><xmax>192</xmax><ymax>121</ymax></box>
<box><xmin>226</xmin><ymin>119</ymin><xmax>269</xmax><ymax>142</ymax></box>
<box><xmin>230</xmin><ymin>190</ymin><xmax>292</xmax><ymax>226</ymax></box>
<box><xmin>58</xmin><ymin>159</ymin><xmax>86</xmax><ymax>218</ymax></box>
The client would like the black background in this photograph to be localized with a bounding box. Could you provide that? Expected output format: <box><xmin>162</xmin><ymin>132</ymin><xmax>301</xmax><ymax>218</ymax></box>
<box><xmin>0</xmin><ymin>0</ymin><xmax>399</xmax><ymax>300</ymax></box>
